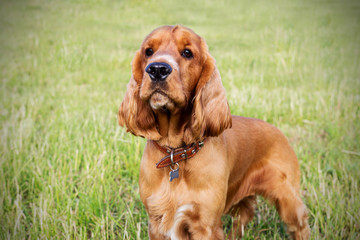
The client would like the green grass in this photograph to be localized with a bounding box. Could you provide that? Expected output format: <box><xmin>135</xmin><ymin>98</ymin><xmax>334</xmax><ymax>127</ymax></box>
<box><xmin>0</xmin><ymin>0</ymin><xmax>359</xmax><ymax>239</ymax></box>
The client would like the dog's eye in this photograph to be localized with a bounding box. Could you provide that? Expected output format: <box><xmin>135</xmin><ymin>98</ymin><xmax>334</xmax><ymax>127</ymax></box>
<box><xmin>145</xmin><ymin>48</ymin><xmax>154</xmax><ymax>57</ymax></box>
<box><xmin>181</xmin><ymin>49</ymin><xmax>193</xmax><ymax>59</ymax></box>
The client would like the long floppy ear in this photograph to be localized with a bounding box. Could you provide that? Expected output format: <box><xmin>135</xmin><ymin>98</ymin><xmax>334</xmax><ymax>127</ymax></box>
<box><xmin>184</xmin><ymin>54</ymin><xmax>232</xmax><ymax>144</ymax></box>
<box><xmin>118</xmin><ymin>51</ymin><xmax>161</xmax><ymax>140</ymax></box>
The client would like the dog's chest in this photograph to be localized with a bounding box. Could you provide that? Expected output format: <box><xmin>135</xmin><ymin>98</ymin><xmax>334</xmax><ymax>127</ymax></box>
<box><xmin>145</xmin><ymin>177</ymin><xmax>190</xmax><ymax>232</ymax></box>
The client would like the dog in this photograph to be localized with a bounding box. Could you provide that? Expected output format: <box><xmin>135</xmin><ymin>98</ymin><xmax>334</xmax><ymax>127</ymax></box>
<box><xmin>118</xmin><ymin>25</ymin><xmax>310</xmax><ymax>240</ymax></box>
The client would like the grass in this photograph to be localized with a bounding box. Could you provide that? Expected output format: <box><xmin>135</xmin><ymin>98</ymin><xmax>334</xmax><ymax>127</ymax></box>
<box><xmin>0</xmin><ymin>0</ymin><xmax>359</xmax><ymax>239</ymax></box>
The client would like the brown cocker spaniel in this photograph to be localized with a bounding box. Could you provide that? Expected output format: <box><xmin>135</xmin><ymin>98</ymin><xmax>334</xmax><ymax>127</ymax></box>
<box><xmin>118</xmin><ymin>25</ymin><xmax>310</xmax><ymax>240</ymax></box>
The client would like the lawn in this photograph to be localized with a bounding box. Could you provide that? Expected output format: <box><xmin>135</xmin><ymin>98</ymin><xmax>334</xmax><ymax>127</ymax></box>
<box><xmin>0</xmin><ymin>0</ymin><xmax>359</xmax><ymax>239</ymax></box>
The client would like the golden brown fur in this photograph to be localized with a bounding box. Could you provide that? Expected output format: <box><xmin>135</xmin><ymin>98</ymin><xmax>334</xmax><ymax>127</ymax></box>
<box><xmin>118</xmin><ymin>25</ymin><xmax>310</xmax><ymax>239</ymax></box>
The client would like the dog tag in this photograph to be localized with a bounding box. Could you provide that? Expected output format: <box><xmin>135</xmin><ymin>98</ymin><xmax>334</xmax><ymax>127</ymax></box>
<box><xmin>169</xmin><ymin>168</ymin><xmax>179</xmax><ymax>182</ymax></box>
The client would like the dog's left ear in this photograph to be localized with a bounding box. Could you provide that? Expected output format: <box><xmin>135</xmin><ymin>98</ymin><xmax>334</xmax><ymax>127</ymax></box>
<box><xmin>184</xmin><ymin>45</ymin><xmax>232</xmax><ymax>144</ymax></box>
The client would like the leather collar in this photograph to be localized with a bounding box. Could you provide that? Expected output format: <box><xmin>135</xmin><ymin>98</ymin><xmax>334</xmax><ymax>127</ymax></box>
<box><xmin>152</xmin><ymin>140</ymin><xmax>205</xmax><ymax>168</ymax></box>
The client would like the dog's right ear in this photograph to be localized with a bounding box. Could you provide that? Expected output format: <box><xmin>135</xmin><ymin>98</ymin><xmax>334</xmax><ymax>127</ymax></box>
<box><xmin>118</xmin><ymin>51</ymin><xmax>161</xmax><ymax>140</ymax></box>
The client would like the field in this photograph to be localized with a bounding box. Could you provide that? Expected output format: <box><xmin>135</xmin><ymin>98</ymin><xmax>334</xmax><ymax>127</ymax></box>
<box><xmin>0</xmin><ymin>0</ymin><xmax>359</xmax><ymax>239</ymax></box>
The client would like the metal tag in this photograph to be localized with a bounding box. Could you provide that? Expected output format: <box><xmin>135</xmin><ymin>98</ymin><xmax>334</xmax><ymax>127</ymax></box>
<box><xmin>169</xmin><ymin>168</ymin><xmax>179</xmax><ymax>182</ymax></box>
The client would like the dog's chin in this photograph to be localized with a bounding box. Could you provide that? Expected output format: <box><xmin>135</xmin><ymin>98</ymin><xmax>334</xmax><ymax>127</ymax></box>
<box><xmin>149</xmin><ymin>92</ymin><xmax>176</xmax><ymax>112</ymax></box>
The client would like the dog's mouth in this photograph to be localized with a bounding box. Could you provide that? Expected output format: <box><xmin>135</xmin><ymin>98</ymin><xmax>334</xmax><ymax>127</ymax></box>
<box><xmin>149</xmin><ymin>91</ymin><xmax>175</xmax><ymax>112</ymax></box>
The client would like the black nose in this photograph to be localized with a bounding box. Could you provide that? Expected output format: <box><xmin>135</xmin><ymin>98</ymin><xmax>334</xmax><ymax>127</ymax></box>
<box><xmin>145</xmin><ymin>62</ymin><xmax>172</xmax><ymax>81</ymax></box>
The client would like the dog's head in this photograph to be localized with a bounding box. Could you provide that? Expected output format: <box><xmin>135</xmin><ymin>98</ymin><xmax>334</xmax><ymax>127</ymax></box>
<box><xmin>118</xmin><ymin>25</ymin><xmax>232</xmax><ymax>144</ymax></box>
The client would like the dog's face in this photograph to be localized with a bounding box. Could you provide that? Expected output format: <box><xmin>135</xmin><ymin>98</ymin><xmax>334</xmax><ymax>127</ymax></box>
<box><xmin>118</xmin><ymin>25</ymin><xmax>232</xmax><ymax>143</ymax></box>
<box><xmin>136</xmin><ymin>26</ymin><xmax>207</xmax><ymax>113</ymax></box>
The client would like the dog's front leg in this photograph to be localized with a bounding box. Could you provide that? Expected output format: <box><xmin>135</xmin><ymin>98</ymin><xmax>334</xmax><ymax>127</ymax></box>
<box><xmin>163</xmin><ymin>203</ymin><xmax>224</xmax><ymax>240</ymax></box>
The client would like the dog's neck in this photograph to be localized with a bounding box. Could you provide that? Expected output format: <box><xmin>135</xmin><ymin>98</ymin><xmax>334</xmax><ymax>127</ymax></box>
<box><xmin>153</xmin><ymin>109</ymin><xmax>190</xmax><ymax>148</ymax></box>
